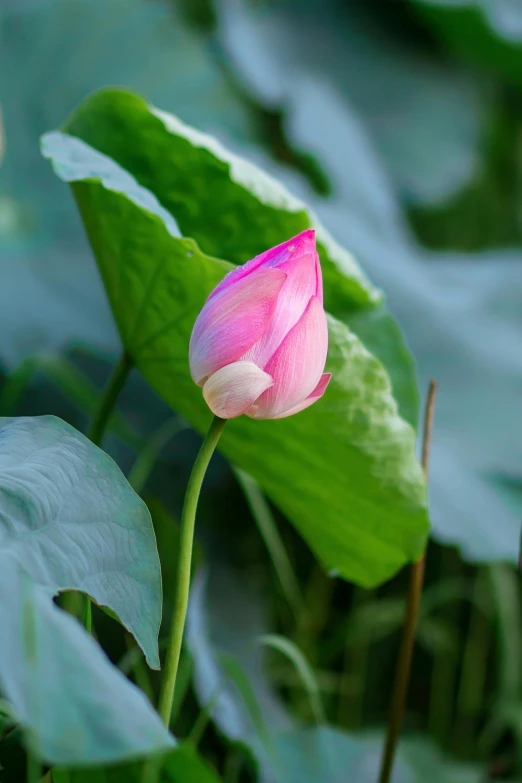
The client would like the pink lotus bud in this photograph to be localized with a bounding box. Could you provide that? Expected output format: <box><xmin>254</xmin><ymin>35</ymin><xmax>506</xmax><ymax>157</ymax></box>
<box><xmin>189</xmin><ymin>229</ymin><xmax>331</xmax><ymax>420</ymax></box>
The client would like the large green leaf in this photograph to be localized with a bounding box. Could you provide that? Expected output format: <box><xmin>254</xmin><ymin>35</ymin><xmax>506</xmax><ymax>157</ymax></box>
<box><xmin>61</xmin><ymin>88</ymin><xmax>376</xmax><ymax>312</ymax></box>
<box><xmin>54</xmin><ymin>745</ymin><xmax>221</xmax><ymax>782</ymax></box>
<box><xmin>42</xmin><ymin>132</ymin><xmax>428</xmax><ymax>587</ymax></box>
<box><xmin>56</xmin><ymin>88</ymin><xmax>419</xmax><ymax>426</ymax></box>
<box><xmin>0</xmin><ymin>557</ymin><xmax>172</xmax><ymax>765</ymax></box>
<box><xmin>0</xmin><ymin>415</ymin><xmax>161</xmax><ymax>667</ymax></box>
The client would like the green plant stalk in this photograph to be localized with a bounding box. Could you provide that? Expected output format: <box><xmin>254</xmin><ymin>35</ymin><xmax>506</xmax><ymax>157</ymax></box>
<box><xmin>480</xmin><ymin>564</ymin><xmax>522</xmax><ymax>771</ymax></box>
<box><xmin>140</xmin><ymin>754</ymin><xmax>164</xmax><ymax>783</ymax></box>
<box><xmin>260</xmin><ymin>633</ymin><xmax>325</xmax><ymax>725</ymax></box>
<box><xmin>87</xmin><ymin>351</ymin><xmax>133</xmax><ymax>446</ymax></box>
<box><xmin>158</xmin><ymin>415</ymin><xmax>226</xmax><ymax>726</ymax></box>
<box><xmin>128</xmin><ymin>417</ymin><xmax>187</xmax><ymax>494</ymax></box>
<box><xmin>170</xmin><ymin>651</ymin><xmax>193</xmax><ymax>724</ymax></box>
<box><xmin>83</xmin><ymin>598</ymin><xmax>92</xmax><ymax>635</ymax></box>
<box><xmin>453</xmin><ymin>569</ymin><xmax>491</xmax><ymax>757</ymax></box>
<box><xmin>293</xmin><ymin>564</ymin><xmax>333</xmax><ymax>716</ymax></box>
<box><xmin>187</xmin><ymin>691</ymin><xmax>220</xmax><ymax>748</ymax></box>
<box><xmin>0</xmin><ymin>356</ymin><xmax>38</xmax><ymax>415</ymax></box>
<box><xmin>59</xmin><ymin>590</ymin><xmax>83</xmax><ymax>619</ymax></box>
<box><xmin>338</xmin><ymin>587</ymin><xmax>375</xmax><ymax>729</ymax></box>
<box><xmin>235</xmin><ymin>468</ymin><xmax>304</xmax><ymax>619</ymax></box>
<box><xmin>377</xmin><ymin>380</ymin><xmax>437</xmax><ymax>783</ymax></box>
<box><xmin>427</xmin><ymin>548</ymin><xmax>462</xmax><ymax>747</ymax></box>
<box><xmin>224</xmin><ymin>749</ymin><xmax>242</xmax><ymax>783</ymax></box>
<box><xmin>27</xmin><ymin>752</ymin><xmax>41</xmax><ymax>783</ymax></box>
<box><xmin>488</xmin><ymin>563</ymin><xmax>522</xmax><ymax>701</ymax></box>
<box><xmin>123</xmin><ymin>632</ymin><xmax>155</xmax><ymax>704</ymax></box>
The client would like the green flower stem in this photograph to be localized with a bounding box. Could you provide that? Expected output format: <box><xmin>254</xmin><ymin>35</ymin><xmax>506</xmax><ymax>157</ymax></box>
<box><xmin>377</xmin><ymin>381</ymin><xmax>437</xmax><ymax>783</ymax></box>
<box><xmin>87</xmin><ymin>351</ymin><xmax>133</xmax><ymax>446</ymax></box>
<box><xmin>158</xmin><ymin>415</ymin><xmax>226</xmax><ymax>726</ymax></box>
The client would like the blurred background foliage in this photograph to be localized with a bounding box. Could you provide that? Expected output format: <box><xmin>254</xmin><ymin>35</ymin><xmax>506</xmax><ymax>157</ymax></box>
<box><xmin>1</xmin><ymin>0</ymin><xmax>522</xmax><ymax>780</ymax></box>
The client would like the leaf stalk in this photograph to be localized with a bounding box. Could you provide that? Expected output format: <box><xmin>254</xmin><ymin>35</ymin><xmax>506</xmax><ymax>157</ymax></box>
<box><xmin>377</xmin><ymin>380</ymin><xmax>437</xmax><ymax>783</ymax></box>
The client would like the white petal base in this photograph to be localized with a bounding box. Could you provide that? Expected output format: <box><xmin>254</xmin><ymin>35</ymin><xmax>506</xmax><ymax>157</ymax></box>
<box><xmin>202</xmin><ymin>361</ymin><xmax>274</xmax><ymax>419</ymax></box>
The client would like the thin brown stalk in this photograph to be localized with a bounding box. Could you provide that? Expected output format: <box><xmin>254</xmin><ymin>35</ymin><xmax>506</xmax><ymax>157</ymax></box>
<box><xmin>377</xmin><ymin>380</ymin><xmax>437</xmax><ymax>783</ymax></box>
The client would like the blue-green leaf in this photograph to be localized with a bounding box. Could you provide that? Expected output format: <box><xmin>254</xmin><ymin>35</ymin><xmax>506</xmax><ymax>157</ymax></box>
<box><xmin>0</xmin><ymin>415</ymin><xmax>162</xmax><ymax>667</ymax></box>
<box><xmin>0</xmin><ymin>557</ymin><xmax>172</xmax><ymax>765</ymax></box>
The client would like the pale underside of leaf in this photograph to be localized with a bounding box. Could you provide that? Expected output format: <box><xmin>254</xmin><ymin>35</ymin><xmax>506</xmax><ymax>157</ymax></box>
<box><xmin>0</xmin><ymin>556</ymin><xmax>173</xmax><ymax>765</ymax></box>
<box><xmin>0</xmin><ymin>415</ymin><xmax>162</xmax><ymax>667</ymax></box>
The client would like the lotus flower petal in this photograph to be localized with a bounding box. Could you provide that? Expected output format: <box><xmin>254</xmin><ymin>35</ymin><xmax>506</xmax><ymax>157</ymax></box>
<box><xmin>190</xmin><ymin>231</ymin><xmax>329</xmax><ymax>421</ymax></box>
<box><xmin>202</xmin><ymin>361</ymin><xmax>274</xmax><ymax>419</ymax></box>
<box><xmin>241</xmin><ymin>245</ymin><xmax>319</xmax><ymax>369</ymax></box>
<box><xmin>250</xmin><ymin>296</ymin><xmax>328</xmax><ymax>419</ymax></box>
<box><xmin>270</xmin><ymin>373</ymin><xmax>332</xmax><ymax>419</ymax></box>
<box><xmin>208</xmin><ymin>229</ymin><xmax>316</xmax><ymax>300</ymax></box>
<box><xmin>189</xmin><ymin>268</ymin><xmax>286</xmax><ymax>384</ymax></box>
